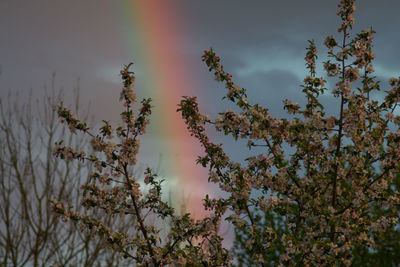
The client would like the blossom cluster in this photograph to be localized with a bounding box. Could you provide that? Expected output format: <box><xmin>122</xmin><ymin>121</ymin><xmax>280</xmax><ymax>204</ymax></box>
<box><xmin>337</xmin><ymin>0</ymin><xmax>357</xmax><ymax>32</ymax></box>
<box><xmin>304</xmin><ymin>40</ymin><xmax>318</xmax><ymax>76</ymax></box>
<box><xmin>57</xmin><ymin>106</ymin><xmax>88</xmax><ymax>134</ymax></box>
<box><xmin>53</xmin><ymin>142</ymin><xmax>86</xmax><ymax>161</ymax></box>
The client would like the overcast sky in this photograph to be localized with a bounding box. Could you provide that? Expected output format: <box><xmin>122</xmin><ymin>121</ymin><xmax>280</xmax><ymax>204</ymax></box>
<box><xmin>2</xmin><ymin>0</ymin><xmax>399</xmax><ymax>114</ymax></box>
<box><xmin>1</xmin><ymin>0</ymin><xmax>399</xmax><ymax>231</ymax></box>
<box><xmin>1</xmin><ymin>0</ymin><xmax>400</xmax><ymax>180</ymax></box>
<box><xmin>1</xmin><ymin>0</ymin><xmax>400</xmax><ymax>249</ymax></box>
<box><xmin>2</xmin><ymin>0</ymin><xmax>398</xmax><ymax>162</ymax></box>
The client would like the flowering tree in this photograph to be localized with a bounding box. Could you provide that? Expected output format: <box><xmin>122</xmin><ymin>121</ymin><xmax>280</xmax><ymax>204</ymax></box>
<box><xmin>53</xmin><ymin>63</ymin><xmax>230</xmax><ymax>266</ymax></box>
<box><xmin>179</xmin><ymin>0</ymin><xmax>400</xmax><ymax>266</ymax></box>
<box><xmin>53</xmin><ymin>0</ymin><xmax>400</xmax><ymax>266</ymax></box>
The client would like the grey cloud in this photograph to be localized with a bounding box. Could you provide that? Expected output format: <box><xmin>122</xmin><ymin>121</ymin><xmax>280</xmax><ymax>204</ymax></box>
<box><xmin>1</xmin><ymin>0</ymin><xmax>399</xmax><ymax>122</ymax></box>
<box><xmin>234</xmin><ymin>69</ymin><xmax>303</xmax><ymax>115</ymax></box>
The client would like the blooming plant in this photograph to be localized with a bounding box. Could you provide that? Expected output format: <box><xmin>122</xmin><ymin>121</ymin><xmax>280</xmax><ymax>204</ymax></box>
<box><xmin>53</xmin><ymin>0</ymin><xmax>400</xmax><ymax>266</ymax></box>
<box><xmin>179</xmin><ymin>0</ymin><xmax>400</xmax><ymax>266</ymax></box>
<box><xmin>53</xmin><ymin>63</ymin><xmax>230</xmax><ymax>266</ymax></box>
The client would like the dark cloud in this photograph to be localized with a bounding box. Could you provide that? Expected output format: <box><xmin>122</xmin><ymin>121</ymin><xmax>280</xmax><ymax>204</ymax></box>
<box><xmin>0</xmin><ymin>0</ymin><xmax>125</xmax><ymax>103</ymax></box>
<box><xmin>235</xmin><ymin>69</ymin><xmax>302</xmax><ymax>115</ymax></box>
<box><xmin>0</xmin><ymin>0</ymin><xmax>399</xmax><ymax>126</ymax></box>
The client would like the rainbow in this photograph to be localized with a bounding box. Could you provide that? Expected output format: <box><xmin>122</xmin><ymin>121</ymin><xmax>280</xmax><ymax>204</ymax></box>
<box><xmin>117</xmin><ymin>1</ymin><xmax>211</xmax><ymax>218</ymax></box>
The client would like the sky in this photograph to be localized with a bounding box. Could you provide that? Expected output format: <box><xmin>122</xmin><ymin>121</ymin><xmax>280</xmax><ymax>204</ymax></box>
<box><xmin>1</xmin><ymin>0</ymin><xmax>400</xmax><ymax>245</ymax></box>
<box><xmin>2</xmin><ymin>1</ymin><xmax>400</xmax><ymax>115</ymax></box>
